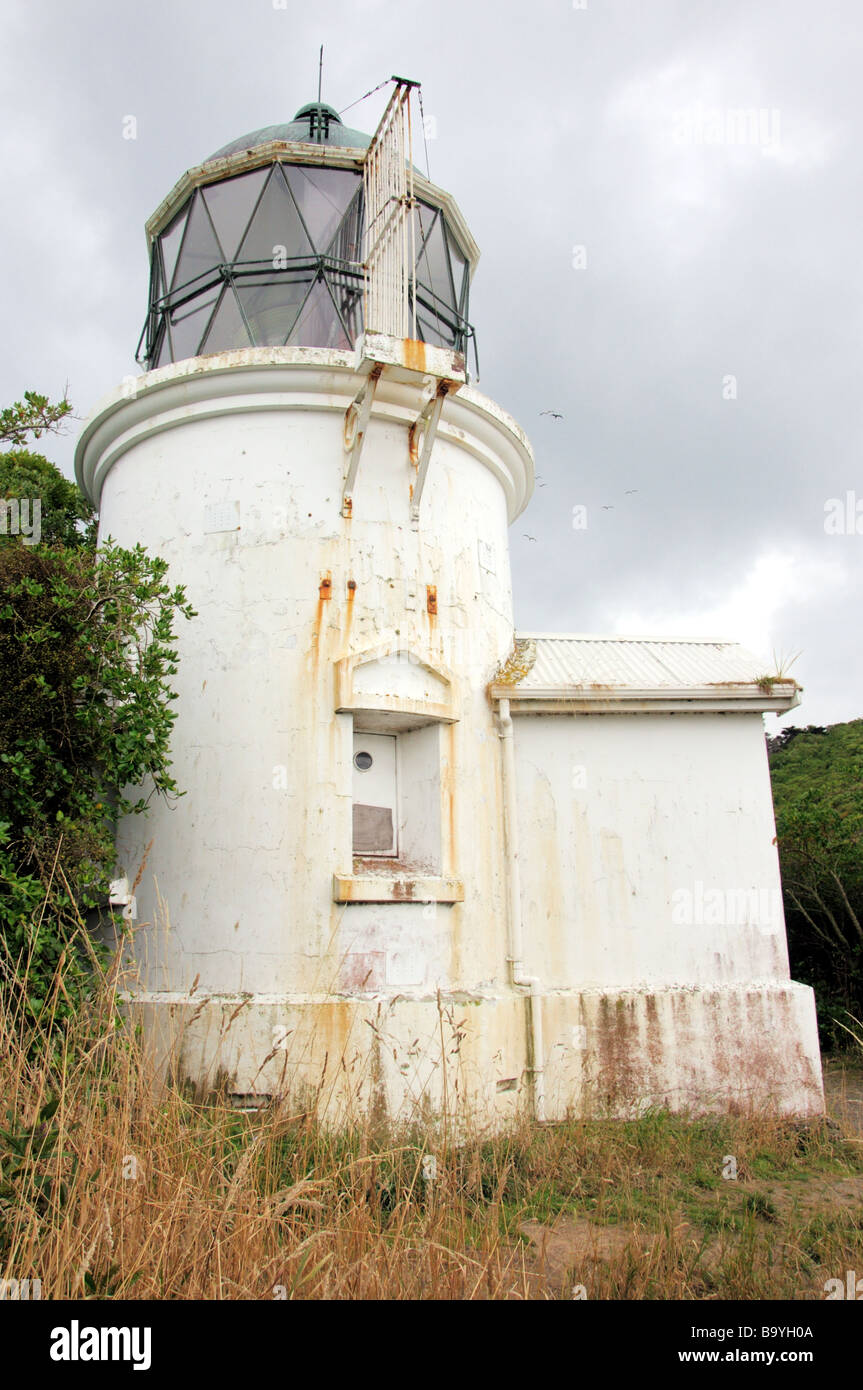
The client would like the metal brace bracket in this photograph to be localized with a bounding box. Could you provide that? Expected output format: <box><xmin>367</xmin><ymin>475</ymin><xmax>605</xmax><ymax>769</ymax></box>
<box><xmin>409</xmin><ymin>381</ymin><xmax>451</xmax><ymax>524</ymax></box>
<box><xmin>342</xmin><ymin>363</ymin><xmax>383</xmax><ymax>517</ymax></box>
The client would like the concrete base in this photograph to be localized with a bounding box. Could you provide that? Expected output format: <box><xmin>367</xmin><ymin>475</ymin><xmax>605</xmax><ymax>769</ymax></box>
<box><xmin>125</xmin><ymin>980</ymin><xmax>824</xmax><ymax>1128</ymax></box>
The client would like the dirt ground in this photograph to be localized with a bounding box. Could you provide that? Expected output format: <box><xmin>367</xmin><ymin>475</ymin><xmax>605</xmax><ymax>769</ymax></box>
<box><xmin>517</xmin><ymin>1058</ymin><xmax>863</xmax><ymax>1298</ymax></box>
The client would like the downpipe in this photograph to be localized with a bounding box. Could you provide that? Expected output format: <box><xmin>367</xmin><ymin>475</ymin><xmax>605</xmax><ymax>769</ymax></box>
<box><xmin>496</xmin><ymin>697</ymin><xmax>546</xmax><ymax>1122</ymax></box>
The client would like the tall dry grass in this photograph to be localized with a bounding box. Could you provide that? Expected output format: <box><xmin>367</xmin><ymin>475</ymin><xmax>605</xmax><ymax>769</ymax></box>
<box><xmin>0</xmin><ymin>945</ymin><xmax>537</xmax><ymax>1299</ymax></box>
<box><xmin>2</xmin><ymin>941</ymin><xmax>863</xmax><ymax>1300</ymax></box>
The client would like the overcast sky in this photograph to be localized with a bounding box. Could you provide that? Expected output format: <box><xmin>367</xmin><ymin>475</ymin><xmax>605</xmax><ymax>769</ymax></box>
<box><xmin>2</xmin><ymin>0</ymin><xmax>860</xmax><ymax>728</ymax></box>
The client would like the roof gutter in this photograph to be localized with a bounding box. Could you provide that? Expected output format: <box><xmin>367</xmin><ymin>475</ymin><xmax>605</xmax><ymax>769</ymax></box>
<box><xmin>487</xmin><ymin>683</ymin><xmax>801</xmax><ymax>716</ymax></box>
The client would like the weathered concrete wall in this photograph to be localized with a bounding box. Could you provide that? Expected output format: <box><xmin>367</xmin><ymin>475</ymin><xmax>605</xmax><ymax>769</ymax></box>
<box><xmin>78</xmin><ymin>347</ymin><xmax>529</xmax><ymax>1017</ymax></box>
<box><xmin>511</xmin><ymin>711</ymin><xmax>823</xmax><ymax>1114</ymax></box>
<box><xmin>77</xmin><ymin>348</ymin><xmax>823</xmax><ymax>1124</ymax></box>
<box><xmin>129</xmin><ymin>993</ymin><xmax>531</xmax><ymax>1128</ymax></box>
<box><xmin>126</xmin><ymin>981</ymin><xmax>823</xmax><ymax>1126</ymax></box>
<box><xmin>540</xmin><ymin>984</ymin><xmax>823</xmax><ymax>1118</ymax></box>
<box><xmin>513</xmin><ymin>712</ymin><xmax>791</xmax><ymax>990</ymax></box>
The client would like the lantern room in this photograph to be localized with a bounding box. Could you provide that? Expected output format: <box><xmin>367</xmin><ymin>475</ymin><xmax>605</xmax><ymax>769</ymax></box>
<box><xmin>136</xmin><ymin>100</ymin><xmax>479</xmax><ymax>370</ymax></box>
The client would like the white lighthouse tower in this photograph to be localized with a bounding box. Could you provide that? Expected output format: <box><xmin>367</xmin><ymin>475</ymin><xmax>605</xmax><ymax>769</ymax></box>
<box><xmin>76</xmin><ymin>85</ymin><xmax>824</xmax><ymax>1123</ymax></box>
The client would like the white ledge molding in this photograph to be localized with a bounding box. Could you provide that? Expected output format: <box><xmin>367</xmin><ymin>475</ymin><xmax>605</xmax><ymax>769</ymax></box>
<box><xmin>333</xmin><ymin>874</ymin><xmax>464</xmax><ymax>904</ymax></box>
<box><xmin>74</xmin><ymin>348</ymin><xmax>534</xmax><ymax>522</ymax></box>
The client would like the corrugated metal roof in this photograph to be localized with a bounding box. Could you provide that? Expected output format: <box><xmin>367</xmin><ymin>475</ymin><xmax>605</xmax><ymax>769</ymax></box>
<box><xmin>488</xmin><ymin>635</ymin><xmax>800</xmax><ymax>710</ymax></box>
<box><xmin>512</xmin><ymin>635</ymin><xmax>777</xmax><ymax>691</ymax></box>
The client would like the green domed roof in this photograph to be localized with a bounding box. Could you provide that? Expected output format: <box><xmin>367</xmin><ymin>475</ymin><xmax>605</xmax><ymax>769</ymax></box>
<box><xmin>207</xmin><ymin>102</ymin><xmax>370</xmax><ymax>162</ymax></box>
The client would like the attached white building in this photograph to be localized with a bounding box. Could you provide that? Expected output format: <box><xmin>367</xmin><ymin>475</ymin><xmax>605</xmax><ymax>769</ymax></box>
<box><xmin>76</xmin><ymin>94</ymin><xmax>824</xmax><ymax>1123</ymax></box>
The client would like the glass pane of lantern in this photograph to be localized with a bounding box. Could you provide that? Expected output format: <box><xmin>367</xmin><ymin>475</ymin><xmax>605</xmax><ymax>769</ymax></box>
<box><xmin>287</xmin><ymin>278</ymin><xmax>350</xmax><ymax>349</ymax></box>
<box><xmin>159</xmin><ymin>202</ymin><xmax>190</xmax><ymax>292</ymax></box>
<box><xmin>417</xmin><ymin>312</ymin><xmax>452</xmax><ymax>350</ymax></box>
<box><xmin>236</xmin><ymin>276</ymin><xmax>312</xmax><ymax>346</ymax></box>
<box><xmin>328</xmin><ymin>268</ymin><xmax>364</xmax><ymax>344</ymax></box>
<box><xmin>200</xmin><ymin>286</ymin><xmax>253</xmax><ymax>353</ymax></box>
<box><xmin>202</xmin><ymin>168</ymin><xmax>269</xmax><ymax>262</ymax></box>
<box><xmin>446</xmin><ymin>226</ymin><xmax>468</xmax><ymax>313</ymax></box>
<box><xmin>415</xmin><ymin>208</ymin><xmax>455</xmax><ymax>313</ymax></box>
<box><xmin>169</xmin><ymin>292</ymin><xmax>219</xmax><ymax>361</ymax></box>
<box><xmin>284</xmin><ymin>165</ymin><xmax>361</xmax><ymax>253</ymax></box>
<box><xmin>172</xmin><ymin>192</ymin><xmax>223</xmax><ymax>294</ymax></box>
<box><xmin>327</xmin><ymin>185</ymin><xmax>364</xmax><ymax>265</ymax></box>
<box><xmin>236</xmin><ymin>165</ymin><xmax>312</xmax><ymax>269</ymax></box>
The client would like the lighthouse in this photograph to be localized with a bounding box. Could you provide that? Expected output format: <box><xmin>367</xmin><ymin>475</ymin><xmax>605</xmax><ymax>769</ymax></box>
<box><xmin>76</xmin><ymin>85</ymin><xmax>824</xmax><ymax>1123</ymax></box>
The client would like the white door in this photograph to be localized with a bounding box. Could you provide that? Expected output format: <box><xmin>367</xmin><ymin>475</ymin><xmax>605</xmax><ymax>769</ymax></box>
<box><xmin>352</xmin><ymin>733</ymin><xmax>397</xmax><ymax>856</ymax></box>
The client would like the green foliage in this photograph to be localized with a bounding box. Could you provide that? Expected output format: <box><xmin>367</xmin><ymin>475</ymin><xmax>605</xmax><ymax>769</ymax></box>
<box><xmin>0</xmin><ymin>394</ymin><xmax>195</xmax><ymax>1027</ymax></box>
<box><xmin>0</xmin><ymin>449</ymin><xmax>95</xmax><ymax>549</ymax></box>
<box><xmin>0</xmin><ymin>541</ymin><xmax>196</xmax><ymax>1020</ymax></box>
<box><xmin>0</xmin><ymin>390</ymin><xmax>72</xmax><ymax>449</ymax></box>
<box><xmin>0</xmin><ymin>1096</ymin><xmax>77</xmax><ymax>1220</ymax></box>
<box><xmin>769</xmin><ymin>721</ymin><xmax>863</xmax><ymax>1049</ymax></box>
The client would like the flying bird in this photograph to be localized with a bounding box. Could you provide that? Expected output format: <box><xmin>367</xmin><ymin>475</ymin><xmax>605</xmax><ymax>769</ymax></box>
<box><xmin>540</xmin><ymin>410</ymin><xmax>564</xmax><ymax>419</ymax></box>
<box><xmin>601</xmin><ymin>505</ymin><xmax>614</xmax><ymax>511</ymax></box>
<box><xmin>625</xmin><ymin>489</ymin><xmax>638</xmax><ymax>495</ymax></box>
<box><xmin>523</xmin><ymin>534</ymin><xmax>537</xmax><ymax>542</ymax></box>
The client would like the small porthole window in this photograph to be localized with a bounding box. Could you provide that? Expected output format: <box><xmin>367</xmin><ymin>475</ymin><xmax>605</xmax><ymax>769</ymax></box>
<box><xmin>354</xmin><ymin>750</ymin><xmax>373</xmax><ymax>771</ymax></box>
